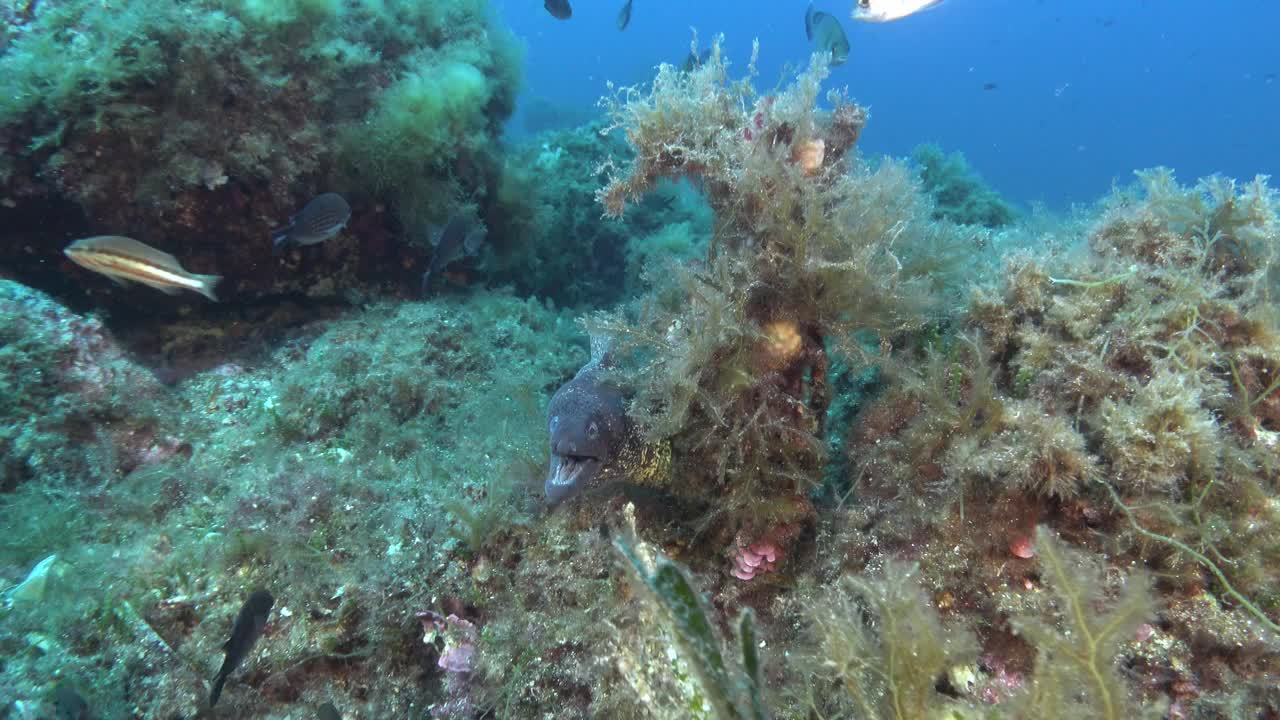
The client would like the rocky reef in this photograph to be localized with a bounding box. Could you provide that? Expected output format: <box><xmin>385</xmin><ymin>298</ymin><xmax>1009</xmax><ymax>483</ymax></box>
<box><xmin>0</xmin><ymin>0</ymin><xmax>520</xmax><ymax>307</ymax></box>
<box><xmin>0</xmin><ymin>284</ymin><xmax>585</xmax><ymax>716</ymax></box>
<box><xmin>0</xmin><ymin>19</ymin><xmax>1277</xmax><ymax>720</ymax></box>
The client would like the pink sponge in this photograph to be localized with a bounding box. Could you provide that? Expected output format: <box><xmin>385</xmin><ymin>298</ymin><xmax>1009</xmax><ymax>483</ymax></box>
<box><xmin>730</xmin><ymin>541</ymin><xmax>780</xmax><ymax>581</ymax></box>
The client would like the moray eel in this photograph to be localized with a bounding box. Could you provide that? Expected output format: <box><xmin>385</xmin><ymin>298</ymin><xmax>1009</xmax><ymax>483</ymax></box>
<box><xmin>545</xmin><ymin>338</ymin><xmax>629</xmax><ymax>506</ymax></box>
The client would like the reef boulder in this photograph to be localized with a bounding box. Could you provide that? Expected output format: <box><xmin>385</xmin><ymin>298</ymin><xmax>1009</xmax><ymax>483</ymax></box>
<box><xmin>0</xmin><ymin>0</ymin><xmax>521</xmax><ymax>311</ymax></box>
<box><xmin>0</xmin><ymin>280</ymin><xmax>184</xmax><ymax>490</ymax></box>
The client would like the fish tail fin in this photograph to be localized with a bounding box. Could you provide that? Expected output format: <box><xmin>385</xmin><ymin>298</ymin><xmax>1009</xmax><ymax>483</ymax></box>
<box><xmin>196</xmin><ymin>273</ymin><xmax>222</xmax><ymax>302</ymax></box>
<box><xmin>270</xmin><ymin>225</ymin><xmax>293</xmax><ymax>256</ymax></box>
<box><xmin>210</xmin><ymin>672</ymin><xmax>227</xmax><ymax>707</ymax></box>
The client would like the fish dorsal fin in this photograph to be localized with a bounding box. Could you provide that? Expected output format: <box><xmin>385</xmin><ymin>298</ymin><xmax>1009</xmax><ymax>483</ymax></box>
<box><xmin>437</xmin><ymin>216</ymin><xmax>468</xmax><ymax>248</ymax></box>
<box><xmin>588</xmin><ymin>331</ymin><xmax>615</xmax><ymax>367</ymax></box>
<box><xmin>463</xmin><ymin>227</ymin><xmax>486</xmax><ymax>255</ymax></box>
<box><xmin>85</xmin><ymin>236</ymin><xmax>185</xmax><ymax>272</ymax></box>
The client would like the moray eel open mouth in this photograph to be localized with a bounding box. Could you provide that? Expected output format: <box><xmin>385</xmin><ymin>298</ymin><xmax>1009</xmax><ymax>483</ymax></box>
<box><xmin>545</xmin><ymin>452</ymin><xmax>602</xmax><ymax>505</ymax></box>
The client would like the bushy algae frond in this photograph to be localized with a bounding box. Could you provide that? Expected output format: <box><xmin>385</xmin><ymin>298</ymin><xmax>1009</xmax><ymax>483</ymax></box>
<box><xmin>826</xmin><ymin>166</ymin><xmax>1280</xmax><ymax>715</ymax></box>
<box><xmin>911</xmin><ymin>142</ymin><xmax>1018</xmax><ymax>228</ymax></box>
<box><xmin>852</xmin><ymin>165</ymin><xmax>1280</xmax><ymax>632</ymax></box>
<box><xmin>808</xmin><ymin>561</ymin><xmax>977</xmax><ymax>720</ymax></box>
<box><xmin>1013</xmin><ymin>527</ymin><xmax>1155</xmax><ymax>720</ymax></box>
<box><xmin>802</xmin><ymin>529</ymin><xmax>1156</xmax><ymax>719</ymax></box>
<box><xmin>589</xmin><ymin>38</ymin><xmax>959</xmax><ymax>542</ymax></box>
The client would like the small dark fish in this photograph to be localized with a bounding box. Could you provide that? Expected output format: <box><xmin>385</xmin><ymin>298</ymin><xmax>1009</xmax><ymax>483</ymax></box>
<box><xmin>271</xmin><ymin>193</ymin><xmax>351</xmax><ymax>256</ymax></box>
<box><xmin>616</xmin><ymin>0</ymin><xmax>633</xmax><ymax>30</ymax></box>
<box><xmin>544</xmin><ymin>0</ymin><xmax>571</xmax><ymax>20</ymax></box>
<box><xmin>982</xmin><ymin>82</ymin><xmax>999</xmax><ymax>91</ymax></box>
<box><xmin>210</xmin><ymin>589</ymin><xmax>274</xmax><ymax>707</ymax></box>
<box><xmin>682</xmin><ymin>48</ymin><xmax>712</xmax><ymax>73</ymax></box>
<box><xmin>545</xmin><ymin>336</ymin><xmax>628</xmax><ymax>506</ymax></box>
<box><xmin>805</xmin><ymin>4</ymin><xmax>851</xmax><ymax>66</ymax></box>
<box><xmin>316</xmin><ymin>702</ymin><xmax>342</xmax><ymax>720</ymax></box>
<box><xmin>52</xmin><ymin>686</ymin><xmax>93</xmax><ymax>720</ymax></box>
<box><xmin>421</xmin><ymin>216</ymin><xmax>486</xmax><ymax>294</ymax></box>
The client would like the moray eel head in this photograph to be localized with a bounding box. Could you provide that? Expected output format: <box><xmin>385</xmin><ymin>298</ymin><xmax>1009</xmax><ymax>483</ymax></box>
<box><xmin>544</xmin><ymin>364</ymin><xmax>626</xmax><ymax>506</ymax></box>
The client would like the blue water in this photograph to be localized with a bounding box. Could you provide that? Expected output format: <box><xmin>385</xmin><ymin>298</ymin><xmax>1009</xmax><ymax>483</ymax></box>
<box><xmin>498</xmin><ymin>0</ymin><xmax>1280</xmax><ymax>209</ymax></box>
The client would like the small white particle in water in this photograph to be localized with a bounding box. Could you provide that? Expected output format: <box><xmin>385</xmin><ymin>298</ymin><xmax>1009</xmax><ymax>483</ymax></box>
<box><xmin>280</xmin><ymin>606</ymin><xmax>293</xmax><ymax>618</ymax></box>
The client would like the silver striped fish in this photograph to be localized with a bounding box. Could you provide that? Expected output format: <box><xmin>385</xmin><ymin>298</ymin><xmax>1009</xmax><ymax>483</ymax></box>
<box><xmin>64</xmin><ymin>236</ymin><xmax>221</xmax><ymax>301</ymax></box>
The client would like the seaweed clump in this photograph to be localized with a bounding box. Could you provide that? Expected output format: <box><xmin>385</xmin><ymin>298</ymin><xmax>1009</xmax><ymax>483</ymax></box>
<box><xmin>485</xmin><ymin>122</ymin><xmax>713</xmax><ymax>309</ymax></box>
<box><xmin>587</xmin><ymin>39</ymin><xmax>963</xmax><ymax>562</ymax></box>
<box><xmin>800</xmin><ymin>527</ymin><xmax>1153</xmax><ymax>719</ymax></box>
<box><xmin>835</xmin><ymin>167</ymin><xmax>1280</xmax><ymax>713</ymax></box>
<box><xmin>912</xmin><ymin>142</ymin><xmax>1019</xmax><ymax>228</ymax></box>
<box><xmin>807</xmin><ymin>560</ymin><xmax>977</xmax><ymax>719</ymax></box>
<box><xmin>608</xmin><ymin>518</ymin><xmax>1156</xmax><ymax>720</ymax></box>
<box><xmin>1010</xmin><ymin>527</ymin><xmax>1155</xmax><ymax>720</ymax></box>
